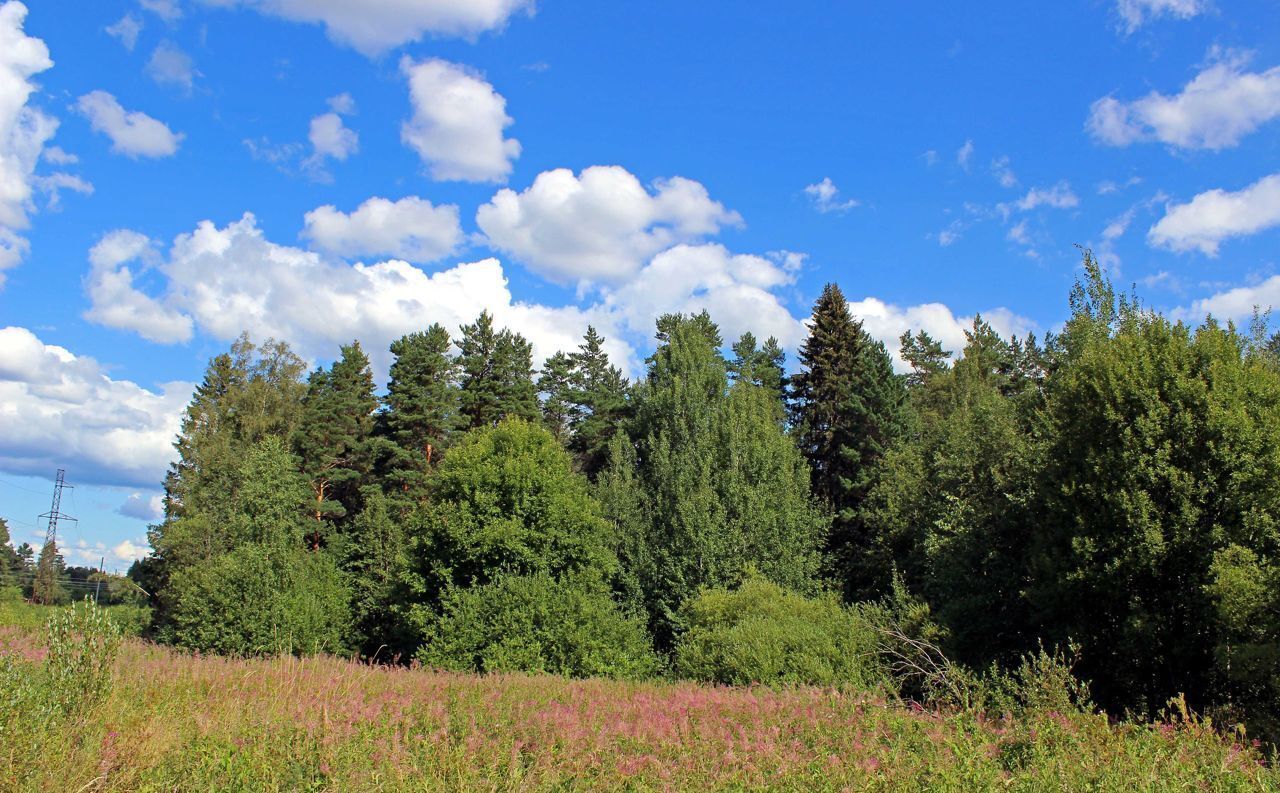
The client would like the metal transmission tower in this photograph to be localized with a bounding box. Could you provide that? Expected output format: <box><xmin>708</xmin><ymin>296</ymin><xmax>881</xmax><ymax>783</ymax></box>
<box><xmin>38</xmin><ymin>468</ymin><xmax>77</xmax><ymax>548</ymax></box>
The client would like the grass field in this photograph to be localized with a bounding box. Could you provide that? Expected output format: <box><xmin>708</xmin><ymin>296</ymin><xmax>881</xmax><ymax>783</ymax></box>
<box><xmin>0</xmin><ymin>603</ymin><xmax>1276</xmax><ymax>792</ymax></box>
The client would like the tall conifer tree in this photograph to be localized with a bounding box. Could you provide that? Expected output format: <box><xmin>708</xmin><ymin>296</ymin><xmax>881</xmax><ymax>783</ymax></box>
<box><xmin>383</xmin><ymin>325</ymin><xmax>460</xmax><ymax>497</ymax></box>
<box><xmin>789</xmin><ymin>283</ymin><xmax>908</xmax><ymax>600</ymax></box>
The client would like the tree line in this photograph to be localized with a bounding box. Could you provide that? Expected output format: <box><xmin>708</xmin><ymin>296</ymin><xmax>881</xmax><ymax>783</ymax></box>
<box><xmin>50</xmin><ymin>249</ymin><xmax>1278</xmax><ymax>744</ymax></box>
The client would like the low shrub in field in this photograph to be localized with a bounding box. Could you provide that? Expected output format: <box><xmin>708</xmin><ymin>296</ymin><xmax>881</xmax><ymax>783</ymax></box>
<box><xmin>673</xmin><ymin>573</ymin><xmax>887</xmax><ymax>688</ymax></box>
<box><xmin>166</xmin><ymin>543</ymin><xmax>351</xmax><ymax>657</ymax></box>
<box><xmin>417</xmin><ymin>573</ymin><xmax>661</xmax><ymax>679</ymax></box>
<box><xmin>45</xmin><ymin>600</ymin><xmax>122</xmax><ymax>718</ymax></box>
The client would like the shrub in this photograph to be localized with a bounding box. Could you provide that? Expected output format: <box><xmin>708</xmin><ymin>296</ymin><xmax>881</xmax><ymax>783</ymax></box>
<box><xmin>673</xmin><ymin>574</ymin><xmax>887</xmax><ymax>688</ymax></box>
<box><xmin>418</xmin><ymin>573</ymin><xmax>660</xmax><ymax>680</ymax></box>
<box><xmin>168</xmin><ymin>544</ymin><xmax>351</xmax><ymax>657</ymax></box>
<box><xmin>45</xmin><ymin>600</ymin><xmax>122</xmax><ymax>719</ymax></box>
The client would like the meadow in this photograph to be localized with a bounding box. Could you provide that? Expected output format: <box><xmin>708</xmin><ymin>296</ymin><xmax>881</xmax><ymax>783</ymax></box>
<box><xmin>0</xmin><ymin>602</ymin><xmax>1276</xmax><ymax>792</ymax></box>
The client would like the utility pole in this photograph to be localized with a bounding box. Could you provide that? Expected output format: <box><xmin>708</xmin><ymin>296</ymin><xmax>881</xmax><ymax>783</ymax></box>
<box><xmin>94</xmin><ymin>556</ymin><xmax>104</xmax><ymax>604</ymax></box>
<box><xmin>38</xmin><ymin>468</ymin><xmax>77</xmax><ymax>549</ymax></box>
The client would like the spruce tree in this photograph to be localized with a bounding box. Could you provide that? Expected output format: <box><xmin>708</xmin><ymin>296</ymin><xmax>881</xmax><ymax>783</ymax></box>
<box><xmin>567</xmin><ymin>326</ymin><xmax>630</xmax><ymax>478</ymax></box>
<box><xmin>345</xmin><ymin>487</ymin><xmax>409</xmax><ymax>658</ymax></box>
<box><xmin>729</xmin><ymin>332</ymin><xmax>787</xmax><ymax>416</ymax></box>
<box><xmin>789</xmin><ymin>283</ymin><xmax>908</xmax><ymax>600</ymax></box>
<box><xmin>293</xmin><ymin>341</ymin><xmax>379</xmax><ymax>543</ymax></box>
<box><xmin>383</xmin><ymin>325</ymin><xmax>460</xmax><ymax>498</ymax></box>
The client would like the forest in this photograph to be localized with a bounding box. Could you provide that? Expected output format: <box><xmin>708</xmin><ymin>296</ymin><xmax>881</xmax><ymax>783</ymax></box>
<box><xmin>6</xmin><ymin>249</ymin><xmax>1278</xmax><ymax>749</ymax></box>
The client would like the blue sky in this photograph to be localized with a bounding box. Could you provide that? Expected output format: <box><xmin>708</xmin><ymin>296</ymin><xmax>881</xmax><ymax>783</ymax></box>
<box><xmin>1</xmin><ymin>0</ymin><xmax>1278</xmax><ymax>570</ymax></box>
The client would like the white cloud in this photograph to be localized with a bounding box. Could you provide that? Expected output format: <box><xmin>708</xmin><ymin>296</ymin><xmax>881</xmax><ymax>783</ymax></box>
<box><xmin>1175</xmin><ymin>274</ymin><xmax>1280</xmax><ymax>323</ymax></box>
<box><xmin>401</xmin><ymin>57</ymin><xmax>520</xmax><ymax>183</ymax></box>
<box><xmin>1007</xmin><ymin>219</ymin><xmax>1032</xmax><ymax>246</ymax></box>
<box><xmin>139</xmin><ymin>0</ymin><xmax>182</xmax><ymax>22</ymax></box>
<box><xmin>602</xmin><ymin>244</ymin><xmax>808</xmax><ymax>349</ymax></box>
<box><xmin>846</xmin><ymin>298</ymin><xmax>1035</xmax><ymax>370</ymax></box>
<box><xmin>200</xmin><ymin>0</ymin><xmax>534</xmax><ymax>56</ymax></box>
<box><xmin>145</xmin><ymin>41</ymin><xmax>196</xmax><ymax>93</ymax></box>
<box><xmin>1088</xmin><ymin>53</ymin><xmax>1280</xmax><ymax>150</ymax></box>
<box><xmin>307</xmin><ymin>112</ymin><xmax>357</xmax><ymax>161</ymax></box>
<box><xmin>105</xmin><ymin>14</ymin><xmax>143</xmax><ymax>50</ymax></box>
<box><xmin>1013</xmin><ymin>181</ymin><xmax>1079</xmax><ymax>212</ymax></box>
<box><xmin>477</xmin><ymin>165</ymin><xmax>741</xmax><ymax>284</ymax></box>
<box><xmin>84</xmin><ymin>229</ymin><xmax>194</xmax><ymax>343</ymax></box>
<box><xmin>956</xmin><ymin>139</ymin><xmax>974</xmax><ymax>170</ymax></box>
<box><xmin>0</xmin><ymin>0</ymin><xmax>57</xmax><ymax>285</ymax></box>
<box><xmin>35</xmin><ymin>172</ymin><xmax>93</xmax><ymax>211</ymax></box>
<box><xmin>0</xmin><ymin>325</ymin><xmax>191</xmax><ymax>489</ymax></box>
<box><xmin>118</xmin><ymin>492</ymin><xmax>163</xmax><ymax>521</ymax></box>
<box><xmin>1148</xmin><ymin>172</ymin><xmax>1280</xmax><ymax>255</ymax></box>
<box><xmin>1116</xmin><ymin>0</ymin><xmax>1208</xmax><ymax>33</ymax></box>
<box><xmin>804</xmin><ymin>177</ymin><xmax>859</xmax><ymax>213</ymax></box>
<box><xmin>326</xmin><ymin>92</ymin><xmax>354</xmax><ymax>115</ymax></box>
<box><xmin>41</xmin><ymin>145</ymin><xmax>76</xmax><ymax>165</ymax></box>
<box><xmin>991</xmin><ymin>156</ymin><xmax>1018</xmax><ymax>188</ymax></box>
<box><xmin>76</xmin><ymin>91</ymin><xmax>183</xmax><ymax>158</ymax></box>
<box><xmin>302</xmin><ymin>196</ymin><xmax>463</xmax><ymax>263</ymax></box>
<box><xmin>111</xmin><ymin>538</ymin><xmax>151</xmax><ymax>564</ymax></box>
<box><xmin>80</xmin><ymin>213</ymin><xmax>618</xmax><ymax>374</ymax></box>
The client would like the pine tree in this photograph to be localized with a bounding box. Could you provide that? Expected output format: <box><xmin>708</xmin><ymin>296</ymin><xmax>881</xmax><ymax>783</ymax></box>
<box><xmin>729</xmin><ymin>332</ymin><xmax>787</xmax><ymax>416</ymax></box>
<box><xmin>538</xmin><ymin>351</ymin><xmax>576</xmax><ymax>443</ymax></box>
<box><xmin>567</xmin><ymin>326</ymin><xmax>630</xmax><ymax>478</ymax></box>
<box><xmin>899</xmin><ymin>329</ymin><xmax>950</xmax><ymax>389</ymax></box>
<box><xmin>383</xmin><ymin>325</ymin><xmax>460</xmax><ymax>498</ymax></box>
<box><xmin>789</xmin><ymin>283</ymin><xmax>908</xmax><ymax>600</ymax></box>
<box><xmin>458</xmin><ymin>311</ymin><xmax>539</xmax><ymax>429</ymax></box>
<box><xmin>294</xmin><ymin>341</ymin><xmax>379</xmax><ymax>542</ymax></box>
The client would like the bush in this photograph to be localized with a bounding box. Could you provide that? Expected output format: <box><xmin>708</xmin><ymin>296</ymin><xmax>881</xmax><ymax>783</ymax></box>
<box><xmin>418</xmin><ymin>573</ymin><xmax>660</xmax><ymax>680</ymax></box>
<box><xmin>673</xmin><ymin>574</ymin><xmax>887</xmax><ymax>688</ymax></box>
<box><xmin>167</xmin><ymin>544</ymin><xmax>351</xmax><ymax>657</ymax></box>
<box><xmin>45</xmin><ymin>600</ymin><xmax>122</xmax><ymax>719</ymax></box>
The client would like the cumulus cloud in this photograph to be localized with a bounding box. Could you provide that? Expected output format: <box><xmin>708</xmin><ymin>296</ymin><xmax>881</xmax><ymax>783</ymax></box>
<box><xmin>0</xmin><ymin>0</ymin><xmax>58</xmax><ymax>285</ymax></box>
<box><xmin>602</xmin><ymin>244</ymin><xmax>808</xmax><ymax>349</ymax></box>
<box><xmin>0</xmin><ymin>326</ymin><xmax>191</xmax><ymax>489</ymax></box>
<box><xmin>956</xmin><ymin>139</ymin><xmax>974</xmax><ymax>170</ymax></box>
<box><xmin>1148</xmin><ymin>172</ymin><xmax>1280</xmax><ymax>255</ymax></box>
<box><xmin>477</xmin><ymin>165</ymin><xmax>742</xmax><ymax>284</ymax></box>
<box><xmin>105</xmin><ymin>14</ymin><xmax>143</xmax><ymax>50</ymax></box>
<box><xmin>80</xmin><ymin>213</ymin><xmax>619</xmax><ymax>374</ymax></box>
<box><xmin>42</xmin><ymin>145</ymin><xmax>76</xmax><ymax>165</ymax></box>
<box><xmin>1088</xmin><ymin>53</ymin><xmax>1280</xmax><ymax>150</ymax></box>
<box><xmin>1115</xmin><ymin>0</ymin><xmax>1208</xmax><ymax>33</ymax></box>
<box><xmin>307</xmin><ymin>112</ymin><xmax>357</xmax><ymax>160</ymax></box>
<box><xmin>847</xmin><ymin>298</ymin><xmax>1036</xmax><ymax>370</ymax></box>
<box><xmin>84</xmin><ymin>229</ymin><xmax>194</xmax><ymax>343</ymax></box>
<box><xmin>1174</xmin><ymin>275</ymin><xmax>1280</xmax><ymax>324</ymax></box>
<box><xmin>145</xmin><ymin>41</ymin><xmax>197</xmax><ymax>93</ymax></box>
<box><xmin>35</xmin><ymin>171</ymin><xmax>93</xmax><ymax>211</ymax></box>
<box><xmin>401</xmin><ymin>58</ymin><xmax>520</xmax><ymax>183</ymax></box>
<box><xmin>76</xmin><ymin>91</ymin><xmax>183</xmax><ymax>158</ymax></box>
<box><xmin>302</xmin><ymin>196</ymin><xmax>463</xmax><ymax>263</ymax></box>
<box><xmin>804</xmin><ymin>177</ymin><xmax>859</xmax><ymax>213</ymax></box>
<box><xmin>200</xmin><ymin>0</ymin><xmax>534</xmax><ymax>56</ymax></box>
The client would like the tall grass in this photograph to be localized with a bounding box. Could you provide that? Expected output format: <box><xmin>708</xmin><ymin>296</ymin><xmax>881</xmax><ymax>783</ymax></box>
<box><xmin>0</xmin><ymin>605</ymin><xmax>1275</xmax><ymax>791</ymax></box>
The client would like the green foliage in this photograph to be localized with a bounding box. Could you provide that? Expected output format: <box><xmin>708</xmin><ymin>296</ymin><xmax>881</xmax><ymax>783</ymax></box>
<box><xmin>404</xmin><ymin>418</ymin><xmax>619</xmax><ymax>651</ymax></box>
<box><xmin>604</xmin><ymin>312</ymin><xmax>824</xmax><ymax>646</ymax></box>
<box><xmin>537</xmin><ymin>350</ymin><xmax>576</xmax><ymax>443</ymax></box>
<box><xmin>382</xmin><ymin>324</ymin><xmax>460</xmax><ymax>498</ymax></box>
<box><xmin>1205</xmin><ymin>544</ymin><xmax>1280</xmax><ymax>741</ymax></box>
<box><xmin>168</xmin><ymin>543</ymin><xmax>351</xmax><ymax>656</ymax></box>
<box><xmin>566</xmin><ymin>326</ymin><xmax>631</xmax><ymax>478</ymax></box>
<box><xmin>45</xmin><ymin>600</ymin><xmax>122</xmax><ymax>719</ymax></box>
<box><xmin>458</xmin><ymin>311</ymin><xmax>540</xmax><ymax>429</ymax></box>
<box><xmin>293</xmin><ymin>340</ymin><xmax>379</xmax><ymax>531</ymax></box>
<box><xmin>674</xmin><ymin>574</ymin><xmax>886</xmax><ymax>688</ymax></box>
<box><xmin>789</xmin><ymin>283</ymin><xmax>909</xmax><ymax>600</ymax></box>
<box><xmin>418</xmin><ymin>573</ymin><xmax>660</xmax><ymax>679</ymax></box>
<box><xmin>344</xmin><ymin>488</ymin><xmax>411</xmax><ymax>658</ymax></box>
<box><xmin>31</xmin><ymin>541</ymin><xmax>68</xmax><ymax>606</ymax></box>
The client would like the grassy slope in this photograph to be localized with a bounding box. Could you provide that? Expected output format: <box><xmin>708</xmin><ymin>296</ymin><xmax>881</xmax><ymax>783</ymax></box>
<box><xmin>0</xmin><ymin>607</ymin><xmax>1276</xmax><ymax>791</ymax></box>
